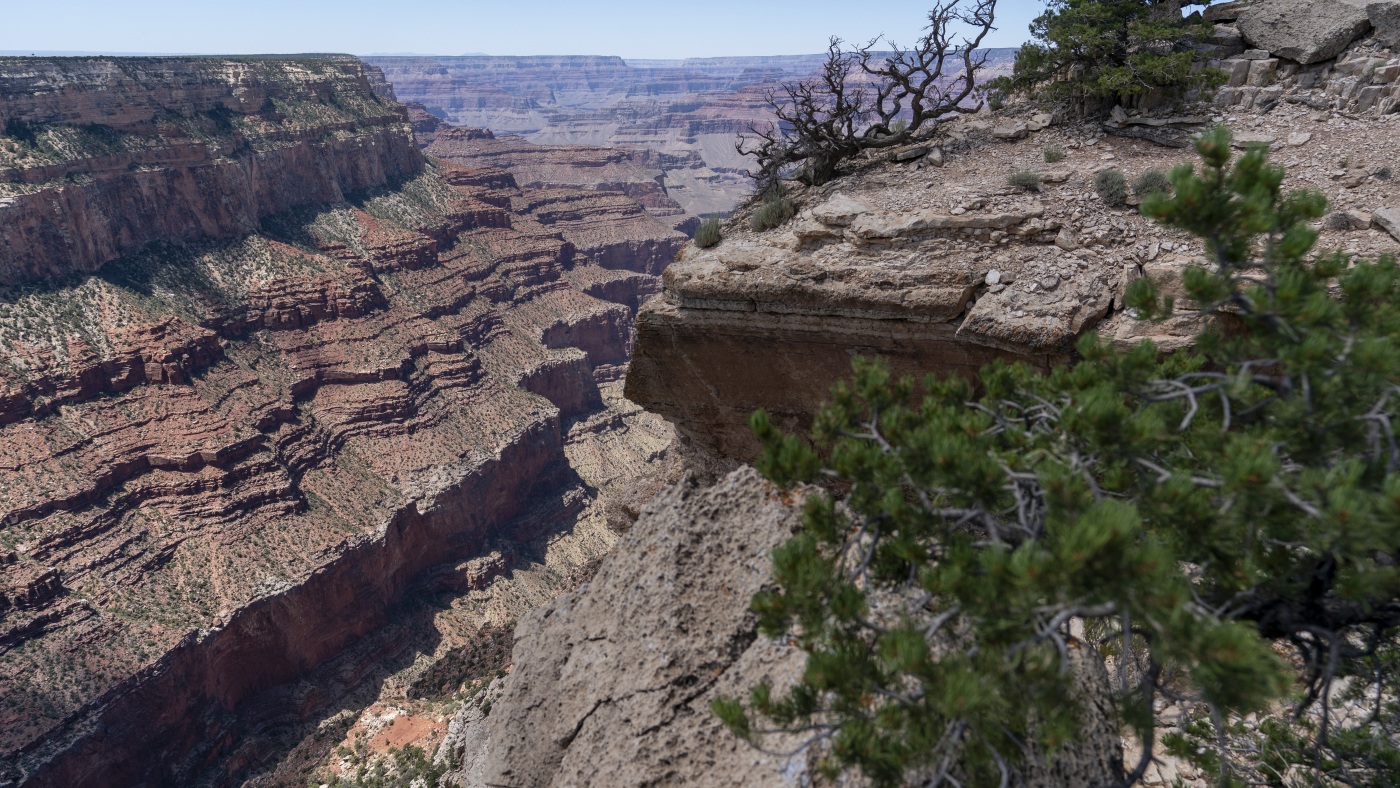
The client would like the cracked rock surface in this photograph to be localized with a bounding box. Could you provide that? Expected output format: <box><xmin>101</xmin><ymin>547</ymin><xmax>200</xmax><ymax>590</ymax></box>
<box><xmin>466</xmin><ymin>467</ymin><xmax>807</xmax><ymax>787</ymax></box>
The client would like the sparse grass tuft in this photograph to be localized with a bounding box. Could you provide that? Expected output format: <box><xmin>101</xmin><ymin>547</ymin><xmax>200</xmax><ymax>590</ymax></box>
<box><xmin>1043</xmin><ymin>145</ymin><xmax>1066</xmax><ymax>164</ymax></box>
<box><xmin>751</xmin><ymin>185</ymin><xmax>795</xmax><ymax>232</ymax></box>
<box><xmin>1325</xmin><ymin>211</ymin><xmax>1355</xmax><ymax>231</ymax></box>
<box><xmin>694</xmin><ymin>217</ymin><xmax>722</xmax><ymax>248</ymax></box>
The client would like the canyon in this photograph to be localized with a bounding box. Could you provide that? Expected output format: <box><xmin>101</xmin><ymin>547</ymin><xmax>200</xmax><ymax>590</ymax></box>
<box><xmin>368</xmin><ymin>52</ymin><xmax>1018</xmax><ymax>217</ymax></box>
<box><xmin>2</xmin><ymin>5</ymin><xmax>1399</xmax><ymax>784</ymax></box>
<box><xmin>0</xmin><ymin>55</ymin><xmax>682</xmax><ymax>786</ymax></box>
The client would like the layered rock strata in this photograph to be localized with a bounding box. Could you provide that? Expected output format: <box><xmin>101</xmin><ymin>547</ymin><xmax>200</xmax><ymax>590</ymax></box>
<box><xmin>0</xmin><ymin>56</ymin><xmax>681</xmax><ymax>787</ymax></box>
<box><xmin>410</xmin><ymin>106</ymin><xmax>696</xmax><ymax>236</ymax></box>
<box><xmin>626</xmin><ymin>78</ymin><xmax>1400</xmax><ymax>460</ymax></box>
<box><xmin>368</xmin><ymin>53</ymin><xmax>1018</xmax><ymax>216</ymax></box>
<box><xmin>0</xmin><ymin>56</ymin><xmax>420</xmax><ymax>286</ymax></box>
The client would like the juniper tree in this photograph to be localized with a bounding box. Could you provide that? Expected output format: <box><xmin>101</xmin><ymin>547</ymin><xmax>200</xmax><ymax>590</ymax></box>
<box><xmin>714</xmin><ymin>127</ymin><xmax>1400</xmax><ymax>786</ymax></box>
<box><xmin>989</xmin><ymin>0</ymin><xmax>1220</xmax><ymax>115</ymax></box>
<box><xmin>738</xmin><ymin>0</ymin><xmax>997</xmax><ymax>188</ymax></box>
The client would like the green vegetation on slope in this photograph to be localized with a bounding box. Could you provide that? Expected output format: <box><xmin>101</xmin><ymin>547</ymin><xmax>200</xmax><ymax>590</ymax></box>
<box><xmin>716</xmin><ymin>126</ymin><xmax>1400</xmax><ymax>786</ymax></box>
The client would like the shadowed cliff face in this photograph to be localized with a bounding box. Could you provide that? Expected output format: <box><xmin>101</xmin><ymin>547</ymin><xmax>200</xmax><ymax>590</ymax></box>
<box><xmin>0</xmin><ymin>56</ymin><xmax>681</xmax><ymax>787</ymax></box>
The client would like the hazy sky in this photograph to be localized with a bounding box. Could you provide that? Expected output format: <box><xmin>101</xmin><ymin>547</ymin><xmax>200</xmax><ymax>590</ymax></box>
<box><xmin>1</xmin><ymin>0</ymin><xmax>1048</xmax><ymax>59</ymax></box>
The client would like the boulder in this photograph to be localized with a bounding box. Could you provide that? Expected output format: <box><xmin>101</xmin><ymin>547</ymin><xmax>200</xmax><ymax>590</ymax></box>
<box><xmin>811</xmin><ymin>193</ymin><xmax>872</xmax><ymax>227</ymax></box>
<box><xmin>992</xmin><ymin>121</ymin><xmax>1030</xmax><ymax>141</ymax></box>
<box><xmin>1375</xmin><ymin>205</ymin><xmax>1400</xmax><ymax>242</ymax></box>
<box><xmin>1237</xmin><ymin>0</ymin><xmax>1372</xmax><ymax>64</ymax></box>
<box><xmin>1367</xmin><ymin>0</ymin><xmax>1400</xmax><ymax>47</ymax></box>
<box><xmin>1205</xmin><ymin>0</ymin><xmax>1255</xmax><ymax>22</ymax></box>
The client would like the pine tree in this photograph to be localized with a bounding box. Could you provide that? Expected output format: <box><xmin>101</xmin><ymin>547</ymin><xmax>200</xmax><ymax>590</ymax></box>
<box><xmin>714</xmin><ymin>127</ymin><xmax>1400</xmax><ymax>785</ymax></box>
<box><xmin>989</xmin><ymin>0</ymin><xmax>1220</xmax><ymax>114</ymax></box>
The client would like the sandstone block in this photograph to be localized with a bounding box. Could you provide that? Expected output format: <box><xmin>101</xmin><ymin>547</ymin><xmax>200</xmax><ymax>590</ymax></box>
<box><xmin>1237</xmin><ymin>0</ymin><xmax>1372</xmax><ymax>64</ymax></box>
<box><xmin>811</xmin><ymin>193</ymin><xmax>872</xmax><ymax>227</ymax></box>
<box><xmin>1205</xmin><ymin>0</ymin><xmax>1255</xmax><ymax>21</ymax></box>
<box><xmin>1206</xmin><ymin>25</ymin><xmax>1247</xmax><ymax>57</ymax></box>
<box><xmin>992</xmin><ymin>122</ymin><xmax>1030</xmax><ymax>141</ymax></box>
<box><xmin>1241</xmin><ymin>48</ymin><xmax>1272</xmax><ymax>60</ymax></box>
<box><xmin>1221</xmin><ymin>58</ymin><xmax>1252</xmax><ymax>86</ymax></box>
<box><xmin>1375</xmin><ymin>205</ymin><xmax>1400</xmax><ymax>242</ymax></box>
<box><xmin>1248</xmin><ymin>58</ymin><xmax>1280</xmax><ymax>85</ymax></box>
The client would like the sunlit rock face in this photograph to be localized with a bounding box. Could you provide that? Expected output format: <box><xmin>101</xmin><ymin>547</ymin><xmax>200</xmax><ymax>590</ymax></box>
<box><xmin>0</xmin><ymin>55</ymin><xmax>679</xmax><ymax>787</ymax></box>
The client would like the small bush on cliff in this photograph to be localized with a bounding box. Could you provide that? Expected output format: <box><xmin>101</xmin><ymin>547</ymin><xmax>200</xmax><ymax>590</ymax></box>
<box><xmin>750</xmin><ymin>184</ymin><xmax>796</xmax><ymax>232</ymax></box>
<box><xmin>988</xmin><ymin>0</ymin><xmax>1221</xmax><ymax>116</ymax></box>
<box><xmin>1132</xmin><ymin>167</ymin><xmax>1172</xmax><ymax>197</ymax></box>
<box><xmin>1043</xmin><ymin>144</ymin><xmax>1066</xmax><ymax>164</ymax></box>
<box><xmin>738</xmin><ymin>0</ymin><xmax>998</xmax><ymax>188</ymax></box>
<box><xmin>1007</xmin><ymin>170</ymin><xmax>1043</xmax><ymax>192</ymax></box>
<box><xmin>1095</xmin><ymin>167</ymin><xmax>1128</xmax><ymax>206</ymax></box>
<box><xmin>714</xmin><ymin>126</ymin><xmax>1400</xmax><ymax>786</ymax></box>
<box><xmin>694</xmin><ymin>217</ymin><xmax>722</xmax><ymax>248</ymax></box>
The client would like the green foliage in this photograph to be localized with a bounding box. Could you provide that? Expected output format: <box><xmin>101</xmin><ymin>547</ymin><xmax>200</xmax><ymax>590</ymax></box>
<box><xmin>323</xmin><ymin>742</ymin><xmax>446</xmax><ymax>788</ymax></box>
<box><xmin>1094</xmin><ymin>167</ymin><xmax>1128</xmax><ymax>206</ymax></box>
<box><xmin>1132</xmin><ymin>168</ymin><xmax>1172</xmax><ymax>198</ymax></box>
<box><xmin>717</xmin><ymin>125</ymin><xmax>1400</xmax><ymax>786</ymax></box>
<box><xmin>1007</xmin><ymin>170</ymin><xmax>1044</xmax><ymax>192</ymax></box>
<box><xmin>1043</xmin><ymin>145</ymin><xmax>1066</xmax><ymax>164</ymax></box>
<box><xmin>751</xmin><ymin>184</ymin><xmax>796</xmax><ymax>232</ymax></box>
<box><xmin>695</xmin><ymin>217</ymin><xmax>722</xmax><ymax>248</ymax></box>
<box><xmin>988</xmin><ymin>0</ymin><xmax>1222</xmax><ymax>115</ymax></box>
<box><xmin>4</xmin><ymin>118</ymin><xmax>37</xmax><ymax>146</ymax></box>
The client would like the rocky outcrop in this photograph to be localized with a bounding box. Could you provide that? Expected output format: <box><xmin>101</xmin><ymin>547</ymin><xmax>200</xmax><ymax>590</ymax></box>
<box><xmin>0</xmin><ymin>56</ymin><xmax>680</xmax><ymax>788</ymax></box>
<box><xmin>0</xmin><ymin>56</ymin><xmax>422</xmax><ymax>286</ymax></box>
<box><xmin>1236</xmin><ymin>0</ymin><xmax>1373</xmax><ymax>64</ymax></box>
<box><xmin>443</xmin><ymin>467</ymin><xmax>1125</xmax><ymax>786</ymax></box>
<box><xmin>624</xmin><ymin>177</ymin><xmax>1099</xmax><ymax>458</ymax></box>
<box><xmin>626</xmin><ymin>83</ymin><xmax>1400</xmax><ymax>461</ymax></box>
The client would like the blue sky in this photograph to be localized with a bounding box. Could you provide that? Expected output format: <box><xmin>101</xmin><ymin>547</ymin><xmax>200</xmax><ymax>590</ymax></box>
<box><xmin>0</xmin><ymin>0</ymin><xmax>1048</xmax><ymax>59</ymax></box>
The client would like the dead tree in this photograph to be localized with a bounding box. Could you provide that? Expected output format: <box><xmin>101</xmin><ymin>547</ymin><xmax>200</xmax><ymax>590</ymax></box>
<box><xmin>739</xmin><ymin>0</ymin><xmax>998</xmax><ymax>188</ymax></box>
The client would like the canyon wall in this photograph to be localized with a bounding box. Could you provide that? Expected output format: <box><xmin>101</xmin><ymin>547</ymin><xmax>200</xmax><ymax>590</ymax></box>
<box><xmin>367</xmin><ymin>52</ymin><xmax>1019</xmax><ymax>216</ymax></box>
<box><xmin>0</xmin><ymin>56</ymin><xmax>421</xmax><ymax>287</ymax></box>
<box><xmin>0</xmin><ymin>56</ymin><xmax>682</xmax><ymax>787</ymax></box>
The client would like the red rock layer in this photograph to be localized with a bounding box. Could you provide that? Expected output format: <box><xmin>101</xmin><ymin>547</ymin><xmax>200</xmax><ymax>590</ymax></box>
<box><xmin>0</xmin><ymin>57</ymin><xmax>680</xmax><ymax>788</ymax></box>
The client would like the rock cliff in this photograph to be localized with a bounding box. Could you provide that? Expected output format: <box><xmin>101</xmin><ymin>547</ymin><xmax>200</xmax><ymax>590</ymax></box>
<box><xmin>439</xmin><ymin>24</ymin><xmax>1400</xmax><ymax>788</ymax></box>
<box><xmin>442</xmin><ymin>469</ymin><xmax>1124</xmax><ymax>787</ymax></box>
<box><xmin>0</xmin><ymin>56</ymin><xmax>682</xmax><ymax>787</ymax></box>
<box><xmin>625</xmin><ymin>73</ymin><xmax>1400</xmax><ymax>460</ymax></box>
<box><xmin>0</xmin><ymin>56</ymin><xmax>421</xmax><ymax>287</ymax></box>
